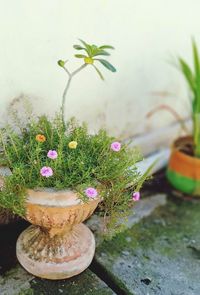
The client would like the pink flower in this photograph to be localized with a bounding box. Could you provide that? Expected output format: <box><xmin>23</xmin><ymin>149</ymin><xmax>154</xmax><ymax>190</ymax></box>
<box><xmin>40</xmin><ymin>166</ymin><xmax>53</xmax><ymax>178</ymax></box>
<box><xmin>85</xmin><ymin>187</ymin><xmax>98</xmax><ymax>198</ymax></box>
<box><xmin>111</xmin><ymin>141</ymin><xmax>121</xmax><ymax>152</ymax></box>
<box><xmin>132</xmin><ymin>192</ymin><xmax>140</xmax><ymax>201</ymax></box>
<box><xmin>47</xmin><ymin>150</ymin><xmax>58</xmax><ymax>159</ymax></box>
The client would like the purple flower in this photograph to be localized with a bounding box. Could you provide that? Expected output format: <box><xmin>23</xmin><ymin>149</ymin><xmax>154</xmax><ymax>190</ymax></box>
<box><xmin>47</xmin><ymin>150</ymin><xmax>58</xmax><ymax>159</ymax></box>
<box><xmin>85</xmin><ymin>187</ymin><xmax>98</xmax><ymax>198</ymax></box>
<box><xmin>132</xmin><ymin>192</ymin><xmax>140</xmax><ymax>201</ymax></box>
<box><xmin>111</xmin><ymin>141</ymin><xmax>121</xmax><ymax>152</ymax></box>
<box><xmin>40</xmin><ymin>166</ymin><xmax>53</xmax><ymax>178</ymax></box>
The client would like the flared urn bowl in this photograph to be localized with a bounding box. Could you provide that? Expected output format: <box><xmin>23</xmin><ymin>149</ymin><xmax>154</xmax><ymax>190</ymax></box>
<box><xmin>16</xmin><ymin>188</ymin><xmax>99</xmax><ymax>280</ymax></box>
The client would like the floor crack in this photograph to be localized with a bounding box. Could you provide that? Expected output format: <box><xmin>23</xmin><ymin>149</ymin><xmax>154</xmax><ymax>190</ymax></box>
<box><xmin>89</xmin><ymin>258</ymin><xmax>132</xmax><ymax>295</ymax></box>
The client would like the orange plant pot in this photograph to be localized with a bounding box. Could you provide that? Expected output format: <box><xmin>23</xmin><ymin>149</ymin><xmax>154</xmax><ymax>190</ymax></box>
<box><xmin>167</xmin><ymin>136</ymin><xmax>200</xmax><ymax>195</ymax></box>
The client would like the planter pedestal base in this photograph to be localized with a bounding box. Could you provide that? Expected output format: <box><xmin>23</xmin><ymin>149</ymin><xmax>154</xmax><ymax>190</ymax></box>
<box><xmin>16</xmin><ymin>223</ymin><xmax>95</xmax><ymax>280</ymax></box>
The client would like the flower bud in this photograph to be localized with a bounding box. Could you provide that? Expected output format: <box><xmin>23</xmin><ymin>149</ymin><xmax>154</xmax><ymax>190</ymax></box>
<box><xmin>57</xmin><ymin>60</ymin><xmax>65</xmax><ymax>67</ymax></box>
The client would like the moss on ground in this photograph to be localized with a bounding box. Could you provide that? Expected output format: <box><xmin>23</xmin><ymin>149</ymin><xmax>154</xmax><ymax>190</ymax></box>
<box><xmin>28</xmin><ymin>270</ymin><xmax>114</xmax><ymax>295</ymax></box>
<box><xmin>95</xmin><ymin>196</ymin><xmax>200</xmax><ymax>295</ymax></box>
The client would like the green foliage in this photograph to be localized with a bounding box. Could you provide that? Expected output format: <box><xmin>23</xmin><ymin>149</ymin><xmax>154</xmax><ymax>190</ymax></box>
<box><xmin>178</xmin><ymin>40</ymin><xmax>200</xmax><ymax>157</ymax></box>
<box><xmin>73</xmin><ymin>39</ymin><xmax>116</xmax><ymax>80</ymax></box>
<box><xmin>18</xmin><ymin>289</ymin><xmax>34</xmax><ymax>295</ymax></box>
<box><xmin>0</xmin><ymin>114</ymin><xmax>144</xmax><ymax>229</ymax></box>
<box><xmin>58</xmin><ymin>39</ymin><xmax>116</xmax><ymax>125</ymax></box>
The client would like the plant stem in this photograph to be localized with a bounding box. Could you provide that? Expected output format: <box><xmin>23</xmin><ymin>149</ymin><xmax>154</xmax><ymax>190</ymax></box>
<box><xmin>61</xmin><ymin>63</ymin><xmax>87</xmax><ymax>127</ymax></box>
<box><xmin>62</xmin><ymin>76</ymin><xmax>72</xmax><ymax>125</ymax></box>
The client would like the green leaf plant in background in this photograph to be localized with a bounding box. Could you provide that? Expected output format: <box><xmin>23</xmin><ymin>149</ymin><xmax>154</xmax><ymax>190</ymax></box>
<box><xmin>58</xmin><ymin>39</ymin><xmax>116</xmax><ymax>126</ymax></box>
<box><xmin>178</xmin><ymin>39</ymin><xmax>200</xmax><ymax>157</ymax></box>
<box><xmin>148</xmin><ymin>39</ymin><xmax>200</xmax><ymax>158</ymax></box>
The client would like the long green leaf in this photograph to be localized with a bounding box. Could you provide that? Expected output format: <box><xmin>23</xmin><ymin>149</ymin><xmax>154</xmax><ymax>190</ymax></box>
<box><xmin>90</xmin><ymin>45</ymin><xmax>98</xmax><ymax>56</ymax></box>
<box><xmin>73</xmin><ymin>44</ymin><xmax>89</xmax><ymax>56</ymax></box>
<box><xmin>194</xmin><ymin>113</ymin><xmax>200</xmax><ymax>157</ymax></box>
<box><xmin>74</xmin><ymin>54</ymin><xmax>87</xmax><ymax>58</ymax></box>
<box><xmin>179</xmin><ymin>58</ymin><xmax>195</xmax><ymax>93</ymax></box>
<box><xmin>193</xmin><ymin>99</ymin><xmax>198</xmax><ymax>114</ymax></box>
<box><xmin>192</xmin><ymin>39</ymin><xmax>200</xmax><ymax>78</ymax></box>
<box><xmin>73</xmin><ymin>45</ymin><xmax>85</xmax><ymax>50</ymax></box>
<box><xmin>92</xmin><ymin>65</ymin><xmax>104</xmax><ymax>80</ymax></box>
<box><xmin>79</xmin><ymin>39</ymin><xmax>92</xmax><ymax>57</ymax></box>
<box><xmin>192</xmin><ymin>39</ymin><xmax>200</xmax><ymax>112</ymax></box>
<box><xmin>99</xmin><ymin>45</ymin><xmax>115</xmax><ymax>50</ymax></box>
<box><xmin>93</xmin><ymin>50</ymin><xmax>110</xmax><ymax>57</ymax></box>
<box><xmin>95</xmin><ymin>59</ymin><xmax>116</xmax><ymax>72</ymax></box>
<box><xmin>78</xmin><ymin>39</ymin><xmax>89</xmax><ymax>48</ymax></box>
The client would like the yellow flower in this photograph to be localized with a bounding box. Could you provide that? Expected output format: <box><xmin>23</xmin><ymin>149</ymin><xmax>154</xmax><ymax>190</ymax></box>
<box><xmin>36</xmin><ymin>134</ymin><xmax>46</xmax><ymax>143</ymax></box>
<box><xmin>68</xmin><ymin>141</ymin><xmax>78</xmax><ymax>149</ymax></box>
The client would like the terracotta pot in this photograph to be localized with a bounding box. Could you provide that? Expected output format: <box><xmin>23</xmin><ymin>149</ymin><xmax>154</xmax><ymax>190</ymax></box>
<box><xmin>167</xmin><ymin>136</ymin><xmax>200</xmax><ymax>196</ymax></box>
<box><xmin>16</xmin><ymin>188</ymin><xmax>100</xmax><ymax>280</ymax></box>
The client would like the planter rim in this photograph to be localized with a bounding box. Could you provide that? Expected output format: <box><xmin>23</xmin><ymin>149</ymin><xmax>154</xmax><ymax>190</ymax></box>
<box><xmin>26</xmin><ymin>188</ymin><xmax>99</xmax><ymax>208</ymax></box>
<box><xmin>172</xmin><ymin>135</ymin><xmax>200</xmax><ymax>164</ymax></box>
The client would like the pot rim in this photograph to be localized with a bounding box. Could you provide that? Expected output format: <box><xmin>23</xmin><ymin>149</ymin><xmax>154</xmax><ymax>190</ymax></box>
<box><xmin>26</xmin><ymin>188</ymin><xmax>99</xmax><ymax>208</ymax></box>
<box><xmin>172</xmin><ymin>135</ymin><xmax>200</xmax><ymax>164</ymax></box>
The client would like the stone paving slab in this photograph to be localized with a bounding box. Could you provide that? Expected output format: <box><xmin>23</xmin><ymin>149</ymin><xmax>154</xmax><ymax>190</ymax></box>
<box><xmin>0</xmin><ymin>265</ymin><xmax>33</xmax><ymax>295</ymax></box>
<box><xmin>95</xmin><ymin>197</ymin><xmax>200</xmax><ymax>295</ymax></box>
<box><xmin>0</xmin><ymin>265</ymin><xmax>116</xmax><ymax>295</ymax></box>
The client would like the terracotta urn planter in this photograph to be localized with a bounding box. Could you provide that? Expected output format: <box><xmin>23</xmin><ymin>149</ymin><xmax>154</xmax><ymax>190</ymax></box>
<box><xmin>167</xmin><ymin>136</ymin><xmax>200</xmax><ymax>196</ymax></box>
<box><xmin>16</xmin><ymin>188</ymin><xmax>100</xmax><ymax>280</ymax></box>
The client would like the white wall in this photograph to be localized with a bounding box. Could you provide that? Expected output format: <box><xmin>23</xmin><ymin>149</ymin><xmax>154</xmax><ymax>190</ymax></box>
<box><xmin>0</xmin><ymin>0</ymin><xmax>198</xmax><ymax>138</ymax></box>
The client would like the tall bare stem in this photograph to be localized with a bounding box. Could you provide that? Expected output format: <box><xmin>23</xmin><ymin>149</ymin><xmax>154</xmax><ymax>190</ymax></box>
<box><xmin>61</xmin><ymin>63</ymin><xmax>87</xmax><ymax>127</ymax></box>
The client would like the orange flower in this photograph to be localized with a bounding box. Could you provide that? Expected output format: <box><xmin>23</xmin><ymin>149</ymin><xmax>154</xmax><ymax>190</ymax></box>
<box><xmin>36</xmin><ymin>134</ymin><xmax>46</xmax><ymax>143</ymax></box>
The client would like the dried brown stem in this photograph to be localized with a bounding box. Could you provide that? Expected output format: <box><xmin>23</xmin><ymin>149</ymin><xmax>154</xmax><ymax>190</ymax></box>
<box><xmin>146</xmin><ymin>104</ymin><xmax>189</xmax><ymax>134</ymax></box>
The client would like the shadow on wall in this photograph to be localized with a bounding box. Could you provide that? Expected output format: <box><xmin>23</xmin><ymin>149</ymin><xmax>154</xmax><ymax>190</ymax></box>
<box><xmin>1</xmin><ymin>88</ymin><xmax>189</xmax><ymax>141</ymax></box>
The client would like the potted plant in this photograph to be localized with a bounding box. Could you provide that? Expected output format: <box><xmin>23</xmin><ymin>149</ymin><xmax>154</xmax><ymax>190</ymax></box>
<box><xmin>0</xmin><ymin>40</ymin><xmax>147</xmax><ymax>280</ymax></box>
<box><xmin>149</xmin><ymin>40</ymin><xmax>200</xmax><ymax>196</ymax></box>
